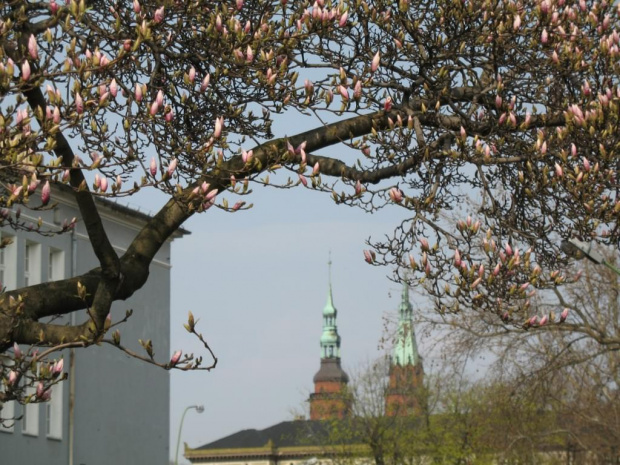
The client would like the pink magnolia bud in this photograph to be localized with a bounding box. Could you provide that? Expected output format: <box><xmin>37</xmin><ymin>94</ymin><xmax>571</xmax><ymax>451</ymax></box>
<box><xmin>246</xmin><ymin>45</ymin><xmax>254</xmax><ymax>63</ymax></box>
<box><xmin>133</xmin><ymin>0</ymin><xmax>140</xmax><ymax>13</ymax></box>
<box><xmin>371</xmin><ymin>51</ymin><xmax>380</xmax><ymax>72</ymax></box>
<box><xmin>560</xmin><ymin>307</ymin><xmax>569</xmax><ymax>322</ymax></box>
<box><xmin>100</xmin><ymin>177</ymin><xmax>108</xmax><ymax>193</ymax></box>
<box><xmin>241</xmin><ymin>149</ymin><xmax>253</xmax><ymax>163</ymax></box>
<box><xmin>383</xmin><ymin>96</ymin><xmax>393</xmax><ymax>111</ymax></box>
<box><xmin>338</xmin><ymin>85</ymin><xmax>349</xmax><ymax>100</ymax></box>
<box><xmin>583</xmin><ymin>157</ymin><xmax>591</xmax><ymax>171</ymax></box>
<box><xmin>554</xmin><ymin>163</ymin><xmax>563</xmax><ymax>177</ymax></box>
<box><xmin>236</xmin><ymin>0</ymin><xmax>244</xmax><ymax>10</ymax></box>
<box><xmin>50</xmin><ymin>0</ymin><xmax>59</xmax><ymax>13</ymax></box>
<box><xmin>363</xmin><ymin>250</ymin><xmax>375</xmax><ymax>264</ymax></box>
<box><xmin>312</xmin><ymin>162</ymin><xmax>320</xmax><ymax>175</ymax></box>
<box><xmin>201</xmin><ymin>74</ymin><xmax>210</xmax><ymax>91</ymax></box>
<box><xmin>299</xmin><ymin>174</ymin><xmax>308</xmax><ymax>187</ymax></box>
<box><xmin>529</xmin><ymin>315</ymin><xmax>538</xmax><ymax>326</ymax></box>
<box><xmin>213</xmin><ymin>116</ymin><xmax>224</xmax><ymax>138</ymax></box>
<box><xmin>339</xmin><ymin>11</ymin><xmax>348</xmax><ymax>27</ymax></box>
<box><xmin>205</xmin><ymin>188</ymin><xmax>218</xmax><ymax>201</ymax></box>
<box><xmin>168</xmin><ymin>158</ymin><xmax>178</xmax><ymax>176</ymax></box>
<box><xmin>539</xmin><ymin>315</ymin><xmax>548</xmax><ymax>326</ymax></box>
<box><xmin>541</xmin><ymin>29</ymin><xmax>549</xmax><ymax>43</ymax></box>
<box><xmin>388</xmin><ymin>187</ymin><xmax>402</xmax><ymax>203</ymax></box>
<box><xmin>135</xmin><ymin>83</ymin><xmax>143</xmax><ymax>102</ymax></box>
<box><xmin>154</xmin><ymin>6</ymin><xmax>164</xmax><ymax>23</ymax></box>
<box><xmin>419</xmin><ymin>238</ymin><xmax>430</xmax><ymax>251</ymax></box>
<box><xmin>28</xmin><ymin>35</ymin><xmax>38</xmax><ymax>60</ymax></box>
<box><xmin>156</xmin><ymin>89</ymin><xmax>164</xmax><ymax>107</ymax></box>
<box><xmin>13</xmin><ymin>342</ymin><xmax>22</xmax><ymax>359</ymax></box>
<box><xmin>513</xmin><ymin>14</ymin><xmax>521</xmax><ymax>30</ymax></box>
<box><xmin>454</xmin><ymin>249</ymin><xmax>461</xmax><ymax>267</ymax></box>
<box><xmin>36</xmin><ymin>382</ymin><xmax>45</xmax><ymax>398</ymax></box>
<box><xmin>149</xmin><ymin>101</ymin><xmax>159</xmax><ymax>115</ymax></box>
<box><xmin>353</xmin><ymin>80</ymin><xmax>362</xmax><ymax>99</ymax></box>
<box><xmin>8</xmin><ymin>370</ymin><xmax>17</xmax><ymax>386</ymax></box>
<box><xmin>504</xmin><ymin>242</ymin><xmax>513</xmax><ymax>256</ymax></box>
<box><xmin>109</xmin><ymin>79</ymin><xmax>118</xmax><ymax>98</ymax></box>
<box><xmin>150</xmin><ymin>157</ymin><xmax>157</xmax><ymax>177</ymax></box>
<box><xmin>355</xmin><ymin>180</ymin><xmax>362</xmax><ymax>195</ymax></box>
<box><xmin>41</xmin><ymin>180</ymin><xmax>51</xmax><ymax>205</ymax></box>
<box><xmin>52</xmin><ymin>359</ymin><xmax>64</xmax><ymax>376</ymax></box>
<box><xmin>21</xmin><ymin>60</ymin><xmax>31</xmax><ymax>81</ymax></box>
<box><xmin>170</xmin><ymin>350</ymin><xmax>182</xmax><ymax>365</ymax></box>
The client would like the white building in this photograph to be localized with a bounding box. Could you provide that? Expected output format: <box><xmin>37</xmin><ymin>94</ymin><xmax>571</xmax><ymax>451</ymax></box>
<box><xmin>0</xmin><ymin>186</ymin><xmax>184</xmax><ymax>465</ymax></box>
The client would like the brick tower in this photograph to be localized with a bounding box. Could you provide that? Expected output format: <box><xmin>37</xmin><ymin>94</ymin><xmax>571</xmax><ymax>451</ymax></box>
<box><xmin>385</xmin><ymin>283</ymin><xmax>424</xmax><ymax>417</ymax></box>
<box><xmin>309</xmin><ymin>259</ymin><xmax>350</xmax><ymax>420</ymax></box>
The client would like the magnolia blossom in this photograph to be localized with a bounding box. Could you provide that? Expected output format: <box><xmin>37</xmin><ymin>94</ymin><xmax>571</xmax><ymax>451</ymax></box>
<box><xmin>170</xmin><ymin>350</ymin><xmax>182</xmax><ymax>365</ymax></box>
<box><xmin>21</xmin><ymin>60</ymin><xmax>31</xmax><ymax>81</ymax></box>
<box><xmin>213</xmin><ymin>116</ymin><xmax>224</xmax><ymax>138</ymax></box>
<box><xmin>28</xmin><ymin>35</ymin><xmax>38</xmax><ymax>60</ymax></box>
<box><xmin>388</xmin><ymin>187</ymin><xmax>403</xmax><ymax>203</ymax></box>
<box><xmin>41</xmin><ymin>181</ymin><xmax>51</xmax><ymax>205</ymax></box>
<box><xmin>371</xmin><ymin>51</ymin><xmax>380</xmax><ymax>72</ymax></box>
<box><xmin>168</xmin><ymin>158</ymin><xmax>178</xmax><ymax>176</ymax></box>
<box><xmin>154</xmin><ymin>6</ymin><xmax>165</xmax><ymax>23</ymax></box>
<box><xmin>150</xmin><ymin>157</ymin><xmax>157</xmax><ymax>177</ymax></box>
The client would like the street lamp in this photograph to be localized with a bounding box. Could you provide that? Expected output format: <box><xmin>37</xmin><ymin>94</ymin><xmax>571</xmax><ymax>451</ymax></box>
<box><xmin>561</xmin><ymin>238</ymin><xmax>620</xmax><ymax>276</ymax></box>
<box><xmin>175</xmin><ymin>404</ymin><xmax>204</xmax><ymax>465</ymax></box>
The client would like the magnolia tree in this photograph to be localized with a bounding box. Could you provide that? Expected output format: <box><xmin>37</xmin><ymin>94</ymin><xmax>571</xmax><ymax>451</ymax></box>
<box><xmin>0</xmin><ymin>0</ymin><xmax>619</xmax><ymax>406</ymax></box>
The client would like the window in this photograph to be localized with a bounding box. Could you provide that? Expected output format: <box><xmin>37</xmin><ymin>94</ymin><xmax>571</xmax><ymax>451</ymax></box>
<box><xmin>48</xmin><ymin>248</ymin><xmax>65</xmax><ymax>282</ymax></box>
<box><xmin>22</xmin><ymin>386</ymin><xmax>39</xmax><ymax>436</ymax></box>
<box><xmin>0</xmin><ymin>232</ymin><xmax>16</xmax><ymax>291</ymax></box>
<box><xmin>24</xmin><ymin>242</ymin><xmax>41</xmax><ymax>287</ymax></box>
<box><xmin>46</xmin><ymin>382</ymin><xmax>63</xmax><ymax>439</ymax></box>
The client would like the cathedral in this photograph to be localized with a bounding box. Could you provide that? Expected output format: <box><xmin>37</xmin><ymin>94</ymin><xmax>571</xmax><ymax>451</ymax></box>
<box><xmin>184</xmin><ymin>271</ymin><xmax>424</xmax><ymax>464</ymax></box>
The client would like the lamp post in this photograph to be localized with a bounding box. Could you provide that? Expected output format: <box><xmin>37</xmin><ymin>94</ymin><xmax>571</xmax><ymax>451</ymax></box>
<box><xmin>561</xmin><ymin>238</ymin><xmax>620</xmax><ymax>276</ymax></box>
<box><xmin>175</xmin><ymin>404</ymin><xmax>204</xmax><ymax>465</ymax></box>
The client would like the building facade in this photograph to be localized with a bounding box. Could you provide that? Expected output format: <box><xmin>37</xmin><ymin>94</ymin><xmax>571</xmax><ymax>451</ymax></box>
<box><xmin>0</xmin><ymin>187</ymin><xmax>180</xmax><ymax>465</ymax></box>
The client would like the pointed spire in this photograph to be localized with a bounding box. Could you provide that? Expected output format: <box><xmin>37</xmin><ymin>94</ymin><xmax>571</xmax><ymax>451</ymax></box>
<box><xmin>392</xmin><ymin>281</ymin><xmax>419</xmax><ymax>367</ymax></box>
<box><xmin>325</xmin><ymin>250</ymin><xmax>334</xmax><ymax>311</ymax></box>
<box><xmin>320</xmin><ymin>253</ymin><xmax>341</xmax><ymax>359</ymax></box>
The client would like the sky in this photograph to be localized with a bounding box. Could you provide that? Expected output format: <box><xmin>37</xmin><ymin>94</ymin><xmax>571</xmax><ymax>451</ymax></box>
<box><xmin>162</xmin><ymin>182</ymin><xmax>427</xmax><ymax>464</ymax></box>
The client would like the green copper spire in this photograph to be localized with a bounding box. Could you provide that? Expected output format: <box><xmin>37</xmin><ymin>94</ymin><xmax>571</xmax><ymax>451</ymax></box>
<box><xmin>320</xmin><ymin>255</ymin><xmax>341</xmax><ymax>359</ymax></box>
<box><xmin>391</xmin><ymin>282</ymin><xmax>419</xmax><ymax>367</ymax></box>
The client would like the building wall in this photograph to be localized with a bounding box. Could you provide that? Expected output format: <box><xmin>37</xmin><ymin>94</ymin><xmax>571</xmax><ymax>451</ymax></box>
<box><xmin>0</xmin><ymin>192</ymin><xmax>173</xmax><ymax>464</ymax></box>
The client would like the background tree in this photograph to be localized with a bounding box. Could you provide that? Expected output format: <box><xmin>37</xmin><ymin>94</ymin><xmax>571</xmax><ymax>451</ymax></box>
<box><xmin>1</xmin><ymin>0</ymin><xmax>619</xmax><ymax>405</ymax></box>
<box><xmin>413</xmin><ymin>248</ymin><xmax>620</xmax><ymax>462</ymax></box>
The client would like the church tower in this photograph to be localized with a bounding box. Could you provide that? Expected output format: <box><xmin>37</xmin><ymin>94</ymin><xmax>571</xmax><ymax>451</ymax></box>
<box><xmin>309</xmin><ymin>259</ymin><xmax>350</xmax><ymax>420</ymax></box>
<box><xmin>385</xmin><ymin>282</ymin><xmax>425</xmax><ymax>417</ymax></box>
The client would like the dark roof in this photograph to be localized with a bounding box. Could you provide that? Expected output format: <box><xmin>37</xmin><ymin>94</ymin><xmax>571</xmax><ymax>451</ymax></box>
<box><xmin>313</xmin><ymin>358</ymin><xmax>349</xmax><ymax>384</ymax></box>
<box><xmin>196</xmin><ymin>420</ymin><xmax>333</xmax><ymax>450</ymax></box>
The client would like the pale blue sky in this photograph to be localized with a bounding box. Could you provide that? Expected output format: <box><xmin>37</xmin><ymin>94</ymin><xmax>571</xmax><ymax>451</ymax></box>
<box><xmin>164</xmin><ymin>182</ymin><xmax>424</xmax><ymax>463</ymax></box>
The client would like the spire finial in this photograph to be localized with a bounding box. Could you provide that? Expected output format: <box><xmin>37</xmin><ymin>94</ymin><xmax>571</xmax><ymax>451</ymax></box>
<box><xmin>328</xmin><ymin>250</ymin><xmax>332</xmax><ymax>286</ymax></box>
